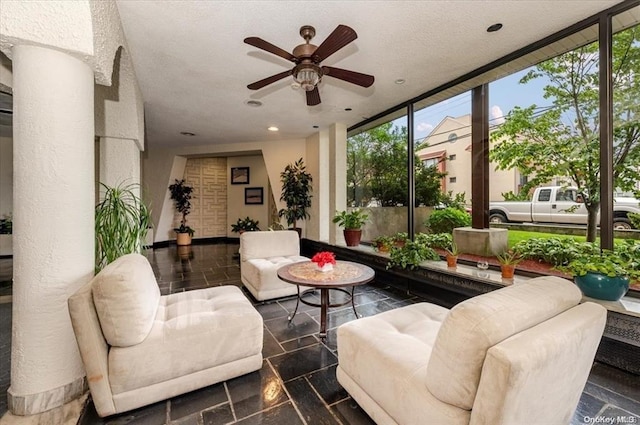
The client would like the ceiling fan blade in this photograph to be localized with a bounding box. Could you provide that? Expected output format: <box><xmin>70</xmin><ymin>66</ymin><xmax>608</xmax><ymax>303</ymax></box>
<box><xmin>322</xmin><ymin>66</ymin><xmax>374</xmax><ymax>87</ymax></box>
<box><xmin>306</xmin><ymin>87</ymin><xmax>321</xmax><ymax>106</ymax></box>
<box><xmin>312</xmin><ymin>25</ymin><xmax>357</xmax><ymax>62</ymax></box>
<box><xmin>244</xmin><ymin>37</ymin><xmax>297</xmax><ymax>63</ymax></box>
<box><xmin>247</xmin><ymin>70</ymin><xmax>292</xmax><ymax>90</ymax></box>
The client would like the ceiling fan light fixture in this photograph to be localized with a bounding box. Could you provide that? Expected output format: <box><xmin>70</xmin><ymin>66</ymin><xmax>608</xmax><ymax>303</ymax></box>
<box><xmin>294</xmin><ymin>64</ymin><xmax>322</xmax><ymax>92</ymax></box>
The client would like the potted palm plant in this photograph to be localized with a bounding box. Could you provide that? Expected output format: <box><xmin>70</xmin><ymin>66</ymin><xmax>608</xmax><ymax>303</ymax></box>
<box><xmin>333</xmin><ymin>209</ymin><xmax>369</xmax><ymax>247</ymax></box>
<box><xmin>278</xmin><ymin>158</ymin><xmax>313</xmax><ymax>234</ymax></box>
<box><xmin>95</xmin><ymin>182</ymin><xmax>151</xmax><ymax>273</ymax></box>
<box><xmin>168</xmin><ymin>179</ymin><xmax>195</xmax><ymax>245</ymax></box>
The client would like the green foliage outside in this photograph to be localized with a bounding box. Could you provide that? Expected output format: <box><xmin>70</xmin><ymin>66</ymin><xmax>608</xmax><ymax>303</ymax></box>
<box><xmin>415</xmin><ymin>232</ymin><xmax>452</xmax><ymax>250</ymax></box>
<box><xmin>425</xmin><ymin>207</ymin><xmax>471</xmax><ymax>234</ymax></box>
<box><xmin>95</xmin><ymin>182</ymin><xmax>150</xmax><ymax>273</ymax></box>
<box><xmin>557</xmin><ymin>245</ymin><xmax>640</xmax><ymax>280</ymax></box>
<box><xmin>347</xmin><ymin>122</ymin><xmax>445</xmax><ymax>207</ymax></box>
<box><xmin>512</xmin><ymin>237</ymin><xmax>599</xmax><ymax>267</ymax></box>
<box><xmin>630</xmin><ymin>213</ymin><xmax>640</xmax><ymax>229</ymax></box>
<box><xmin>490</xmin><ymin>26</ymin><xmax>640</xmax><ymax>242</ymax></box>
<box><xmin>387</xmin><ymin>240</ymin><xmax>440</xmax><ymax>270</ymax></box>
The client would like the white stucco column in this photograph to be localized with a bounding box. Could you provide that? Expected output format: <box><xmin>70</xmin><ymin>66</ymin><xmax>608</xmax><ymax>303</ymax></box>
<box><xmin>98</xmin><ymin>137</ymin><xmax>141</xmax><ymax>194</ymax></box>
<box><xmin>305</xmin><ymin>130</ymin><xmax>330</xmax><ymax>242</ymax></box>
<box><xmin>9</xmin><ymin>45</ymin><xmax>94</xmax><ymax>415</ymax></box>
<box><xmin>329</xmin><ymin>123</ymin><xmax>347</xmax><ymax>244</ymax></box>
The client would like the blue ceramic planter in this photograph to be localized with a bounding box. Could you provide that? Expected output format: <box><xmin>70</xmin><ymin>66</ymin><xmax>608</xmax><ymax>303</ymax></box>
<box><xmin>574</xmin><ymin>272</ymin><xmax>630</xmax><ymax>301</ymax></box>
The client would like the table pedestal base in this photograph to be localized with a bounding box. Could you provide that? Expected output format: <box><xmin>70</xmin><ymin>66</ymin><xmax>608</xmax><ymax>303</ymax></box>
<box><xmin>288</xmin><ymin>286</ymin><xmax>358</xmax><ymax>338</ymax></box>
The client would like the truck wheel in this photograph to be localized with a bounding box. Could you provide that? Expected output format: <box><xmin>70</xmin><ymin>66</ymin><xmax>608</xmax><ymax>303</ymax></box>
<box><xmin>613</xmin><ymin>218</ymin><xmax>632</xmax><ymax>230</ymax></box>
<box><xmin>490</xmin><ymin>213</ymin><xmax>507</xmax><ymax>224</ymax></box>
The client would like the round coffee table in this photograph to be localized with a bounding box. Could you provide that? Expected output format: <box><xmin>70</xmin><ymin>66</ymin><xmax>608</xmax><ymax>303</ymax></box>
<box><xmin>277</xmin><ymin>260</ymin><xmax>375</xmax><ymax>338</ymax></box>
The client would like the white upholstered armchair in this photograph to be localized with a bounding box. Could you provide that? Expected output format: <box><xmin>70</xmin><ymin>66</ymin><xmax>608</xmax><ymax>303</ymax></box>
<box><xmin>337</xmin><ymin>276</ymin><xmax>607</xmax><ymax>425</ymax></box>
<box><xmin>239</xmin><ymin>230</ymin><xmax>310</xmax><ymax>301</ymax></box>
<box><xmin>68</xmin><ymin>254</ymin><xmax>263</xmax><ymax>417</ymax></box>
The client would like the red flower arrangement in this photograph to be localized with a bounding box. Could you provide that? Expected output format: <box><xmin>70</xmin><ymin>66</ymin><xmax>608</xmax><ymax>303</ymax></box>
<box><xmin>311</xmin><ymin>251</ymin><xmax>336</xmax><ymax>268</ymax></box>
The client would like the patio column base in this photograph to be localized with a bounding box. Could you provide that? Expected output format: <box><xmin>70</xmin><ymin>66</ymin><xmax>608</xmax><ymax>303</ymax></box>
<box><xmin>7</xmin><ymin>377</ymin><xmax>87</xmax><ymax>416</ymax></box>
<box><xmin>453</xmin><ymin>227</ymin><xmax>508</xmax><ymax>257</ymax></box>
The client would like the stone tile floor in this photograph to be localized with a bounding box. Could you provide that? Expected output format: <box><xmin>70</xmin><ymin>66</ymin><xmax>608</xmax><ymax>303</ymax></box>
<box><xmin>0</xmin><ymin>243</ymin><xmax>639</xmax><ymax>424</ymax></box>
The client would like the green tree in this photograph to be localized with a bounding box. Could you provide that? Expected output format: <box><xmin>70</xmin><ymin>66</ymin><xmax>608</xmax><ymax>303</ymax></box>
<box><xmin>490</xmin><ymin>26</ymin><xmax>640</xmax><ymax>242</ymax></box>
<box><xmin>348</xmin><ymin>122</ymin><xmax>444</xmax><ymax>207</ymax></box>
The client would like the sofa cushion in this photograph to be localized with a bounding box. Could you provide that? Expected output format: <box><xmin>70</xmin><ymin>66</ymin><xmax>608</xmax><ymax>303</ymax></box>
<box><xmin>425</xmin><ymin>276</ymin><xmax>581</xmax><ymax>410</ymax></box>
<box><xmin>337</xmin><ymin>303</ymin><xmax>469</xmax><ymax>425</ymax></box>
<box><xmin>240</xmin><ymin>230</ymin><xmax>300</xmax><ymax>260</ymax></box>
<box><xmin>108</xmin><ymin>285</ymin><xmax>263</xmax><ymax>394</ymax></box>
<box><xmin>92</xmin><ymin>253</ymin><xmax>161</xmax><ymax>347</ymax></box>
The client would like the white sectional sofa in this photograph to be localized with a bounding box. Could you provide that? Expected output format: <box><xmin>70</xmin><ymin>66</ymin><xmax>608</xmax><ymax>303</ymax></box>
<box><xmin>240</xmin><ymin>230</ymin><xmax>310</xmax><ymax>301</ymax></box>
<box><xmin>68</xmin><ymin>253</ymin><xmax>263</xmax><ymax>417</ymax></box>
<box><xmin>337</xmin><ymin>276</ymin><xmax>607</xmax><ymax>425</ymax></box>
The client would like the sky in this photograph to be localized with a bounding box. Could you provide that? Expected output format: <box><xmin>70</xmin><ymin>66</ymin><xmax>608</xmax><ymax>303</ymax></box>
<box><xmin>398</xmin><ymin>67</ymin><xmax>552</xmax><ymax>144</ymax></box>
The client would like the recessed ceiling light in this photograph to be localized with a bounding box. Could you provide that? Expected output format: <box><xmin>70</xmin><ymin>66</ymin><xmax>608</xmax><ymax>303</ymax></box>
<box><xmin>344</xmin><ymin>108</ymin><xmax>352</xmax><ymax>111</ymax></box>
<box><xmin>268</xmin><ymin>126</ymin><xmax>279</xmax><ymax>131</ymax></box>
<box><xmin>395</xmin><ymin>78</ymin><xmax>406</xmax><ymax>85</ymax></box>
<box><xmin>180</xmin><ymin>131</ymin><xmax>195</xmax><ymax>136</ymax></box>
<box><xmin>313</xmin><ymin>125</ymin><xmax>319</xmax><ymax>129</ymax></box>
<box><xmin>487</xmin><ymin>23</ymin><xmax>503</xmax><ymax>32</ymax></box>
<box><xmin>245</xmin><ymin>100</ymin><xmax>263</xmax><ymax>107</ymax></box>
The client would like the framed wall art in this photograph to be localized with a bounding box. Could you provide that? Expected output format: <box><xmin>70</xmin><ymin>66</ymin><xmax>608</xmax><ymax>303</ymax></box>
<box><xmin>244</xmin><ymin>187</ymin><xmax>264</xmax><ymax>205</ymax></box>
<box><xmin>231</xmin><ymin>167</ymin><xmax>250</xmax><ymax>184</ymax></box>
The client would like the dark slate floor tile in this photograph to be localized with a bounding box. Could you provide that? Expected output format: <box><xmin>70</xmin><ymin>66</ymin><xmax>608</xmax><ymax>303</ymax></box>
<box><xmin>264</xmin><ymin>312</ymin><xmax>320</xmax><ymax>342</ymax></box>
<box><xmin>285</xmin><ymin>377</ymin><xmax>340</xmax><ymax>425</ymax></box>
<box><xmin>588</xmin><ymin>362</ymin><xmax>640</xmax><ymax>402</ymax></box>
<box><xmin>262</xmin><ymin>328</ymin><xmax>285</xmax><ymax>358</ymax></box>
<box><xmin>234</xmin><ymin>402</ymin><xmax>303</xmax><ymax>425</ymax></box>
<box><xmin>269</xmin><ymin>344</ymin><xmax>337</xmax><ymax>382</ymax></box>
<box><xmin>307</xmin><ymin>365</ymin><xmax>349</xmax><ymax>405</ymax></box>
<box><xmin>169</xmin><ymin>383</ymin><xmax>228</xmax><ymax>421</ymax></box>
<box><xmin>281</xmin><ymin>335</ymin><xmax>318</xmax><ymax>352</ymax></box>
<box><xmin>276</xmin><ymin>295</ymin><xmax>321</xmax><ymax>314</ymax></box>
<box><xmin>584</xmin><ymin>382</ymin><xmax>640</xmax><ymax>416</ymax></box>
<box><xmin>202</xmin><ymin>403</ymin><xmax>235</xmax><ymax>425</ymax></box>
<box><xmin>571</xmin><ymin>392</ymin><xmax>606</xmax><ymax>424</ymax></box>
<box><xmin>226</xmin><ymin>361</ymin><xmax>289</xmax><ymax>420</ymax></box>
<box><xmin>254</xmin><ymin>301</ymin><xmax>290</xmax><ymax>321</ymax></box>
<box><xmin>599</xmin><ymin>405</ymin><xmax>640</xmax><ymax>421</ymax></box>
<box><xmin>81</xmin><ymin>400</ymin><xmax>167</xmax><ymax>425</ymax></box>
<box><xmin>331</xmin><ymin>398</ymin><xmax>376</xmax><ymax>425</ymax></box>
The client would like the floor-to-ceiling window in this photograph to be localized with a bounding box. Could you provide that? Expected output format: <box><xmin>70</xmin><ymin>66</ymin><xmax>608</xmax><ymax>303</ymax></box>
<box><xmin>346</xmin><ymin>111</ymin><xmax>408</xmax><ymax>244</ymax></box>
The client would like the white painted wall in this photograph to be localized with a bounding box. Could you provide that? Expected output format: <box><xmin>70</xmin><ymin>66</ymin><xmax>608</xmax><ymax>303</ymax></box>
<box><xmin>227</xmin><ymin>155</ymin><xmax>270</xmax><ymax>237</ymax></box>
<box><xmin>144</xmin><ymin>138</ymin><xmax>306</xmax><ymax>242</ymax></box>
<box><xmin>99</xmin><ymin>137</ymin><xmax>141</xmax><ymax>193</ymax></box>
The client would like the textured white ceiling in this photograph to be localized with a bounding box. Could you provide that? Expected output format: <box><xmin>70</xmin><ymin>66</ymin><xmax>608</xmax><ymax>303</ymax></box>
<box><xmin>115</xmin><ymin>0</ymin><xmax>622</xmax><ymax>148</ymax></box>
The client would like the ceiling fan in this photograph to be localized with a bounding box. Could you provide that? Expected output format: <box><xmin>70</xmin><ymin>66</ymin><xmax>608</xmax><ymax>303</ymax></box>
<box><xmin>244</xmin><ymin>24</ymin><xmax>375</xmax><ymax>106</ymax></box>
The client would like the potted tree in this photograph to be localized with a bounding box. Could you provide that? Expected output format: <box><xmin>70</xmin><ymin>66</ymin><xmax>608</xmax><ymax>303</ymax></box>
<box><xmin>333</xmin><ymin>209</ymin><xmax>369</xmax><ymax>247</ymax></box>
<box><xmin>559</xmin><ymin>248</ymin><xmax>639</xmax><ymax>301</ymax></box>
<box><xmin>278</xmin><ymin>158</ymin><xmax>313</xmax><ymax>235</ymax></box>
<box><xmin>168</xmin><ymin>179</ymin><xmax>195</xmax><ymax>245</ymax></box>
<box><xmin>496</xmin><ymin>250</ymin><xmax>523</xmax><ymax>279</ymax></box>
<box><xmin>95</xmin><ymin>182</ymin><xmax>151</xmax><ymax>273</ymax></box>
<box><xmin>230</xmin><ymin>216</ymin><xmax>260</xmax><ymax>234</ymax></box>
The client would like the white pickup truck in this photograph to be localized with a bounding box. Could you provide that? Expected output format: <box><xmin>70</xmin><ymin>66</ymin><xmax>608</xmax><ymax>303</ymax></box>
<box><xmin>489</xmin><ymin>186</ymin><xmax>640</xmax><ymax>230</ymax></box>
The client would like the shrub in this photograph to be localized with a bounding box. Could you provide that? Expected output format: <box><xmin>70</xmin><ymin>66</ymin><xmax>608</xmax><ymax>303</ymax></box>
<box><xmin>415</xmin><ymin>232</ymin><xmax>452</xmax><ymax>250</ymax></box>
<box><xmin>387</xmin><ymin>240</ymin><xmax>440</xmax><ymax>270</ymax></box>
<box><xmin>425</xmin><ymin>208</ymin><xmax>471</xmax><ymax>234</ymax></box>
<box><xmin>512</xmin><ymin>237</ymin><xmax>598</xmax><ymax>267</ymax></box>
<box><xmin>629</xmin><ymin>212</ymin><xmax>640</xmax><ymax>229</ymax></box>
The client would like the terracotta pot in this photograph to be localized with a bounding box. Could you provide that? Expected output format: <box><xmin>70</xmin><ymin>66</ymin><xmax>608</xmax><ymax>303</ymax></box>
<box><xmin>176</xmin><ymin>232</ymin><xmax>192</xmax><ymax>246</ymax></box>
<box><xmin>446</xmin><ymin>254</ymin><xmax>458</xmax><ymax>268</ymax></box>
<box><xmin>376</xmin><ymin>243</ymin><xmax>390</xmax><ymax>253</ymax></box>
<box><xmin>501</xmin><ymin>264</ymin><xmax>516</xmax><ymax>279</ymax></box>
<box><xmin>343</xmin><ymin>229</ymin><xmax>362</xmax><ymax>247</ymax></box>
